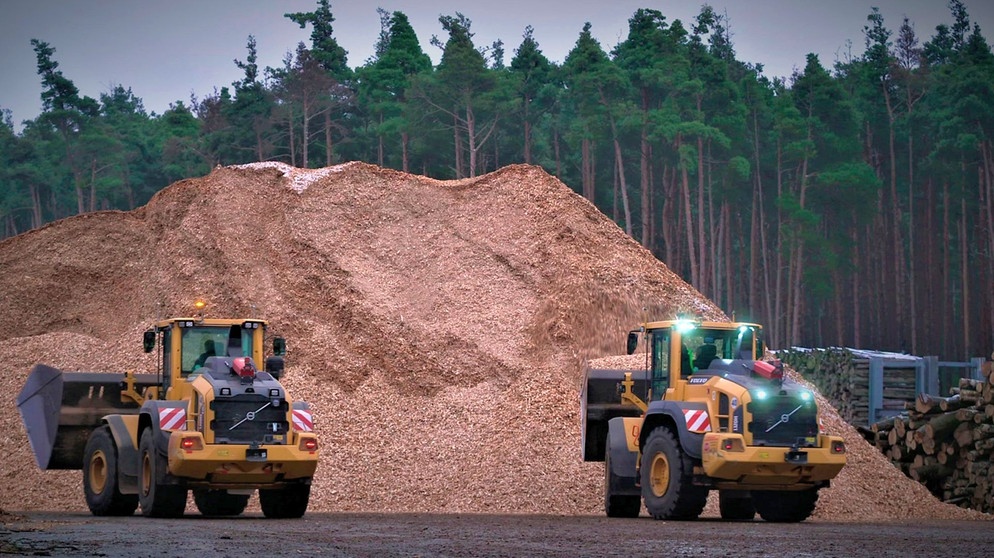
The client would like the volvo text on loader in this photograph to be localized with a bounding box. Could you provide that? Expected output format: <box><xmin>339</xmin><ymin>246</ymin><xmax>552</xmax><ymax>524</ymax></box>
<box><xmin>17</xmin><ymin>304</ymin><xmax>319</xmax><ymax>518</ymax></box>
<box><xmin>581</xmin><ymin>319</ymin><xmax>846</xmax><ymax>522</ymax></box>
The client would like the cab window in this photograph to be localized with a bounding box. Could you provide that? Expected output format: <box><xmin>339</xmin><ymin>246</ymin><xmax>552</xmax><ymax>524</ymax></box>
<box><xmin>181</xmin><ymin>325</ymin><xmax>255</xmax><ymax>374</ymax></box>
<box><xmin>650</xmin><ymin>330</ymin><xmax>670</xmax><ymax>400</ymax></box>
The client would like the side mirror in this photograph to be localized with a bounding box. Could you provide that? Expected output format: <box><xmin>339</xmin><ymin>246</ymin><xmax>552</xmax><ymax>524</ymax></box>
<box><xmin>626</xmin><ymin>331</ymin><xmax>640</xmax><ymax>355</ymax></box>
<box><xmin>273</xmin><ymin>337</ymin><xmax>287</xmax><ymax>356</ymax></box>
<box><xmin>143</xmin><ymin>330</ymin><xmax>156</xmax><ymax>353</ymax></box>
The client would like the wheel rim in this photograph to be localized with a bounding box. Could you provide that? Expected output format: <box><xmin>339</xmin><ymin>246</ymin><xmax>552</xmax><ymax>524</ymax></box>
<box><xmin>89</xmin><ymin>449</ymin><xmax>108</xmax><ymax>494</ymax></box>
<box><xmin>649</xmin><ymin>452</ymin><xmax>670</xmax><ymax>497</ymax></box>
<box><xmin>141</xmin><ymin>451</ymin><xmax>152</xmax><ymax>496</ymax></box>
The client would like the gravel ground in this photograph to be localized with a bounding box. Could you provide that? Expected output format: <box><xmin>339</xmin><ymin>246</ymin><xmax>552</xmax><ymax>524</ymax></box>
<box><xmin>3</xmin><ymin>511</ymin><xmax>994</xmax><ymax>558</ymax></box>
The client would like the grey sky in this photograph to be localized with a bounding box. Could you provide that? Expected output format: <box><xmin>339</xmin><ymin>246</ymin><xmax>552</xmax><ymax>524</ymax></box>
<box><xmin>2</xmin><ymin>1</ymin><xmax>993</xmax><ymax>130</ymax></box>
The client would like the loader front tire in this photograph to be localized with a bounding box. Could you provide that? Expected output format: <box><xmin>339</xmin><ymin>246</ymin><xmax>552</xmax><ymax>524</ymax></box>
<box><xmin>83</xmin><ymin>426</ymin><xmax>138</xmax><ymax>516</ymax></box>
<box><xmin>138</xmin><ymin>428</ymin><xmax>186</xmax><ymax>518</ymax></box>
<box><xmin>260</xmin><ymin>483</ymin><xmax>310</xmax><ymax>519</ymax></box>
<box><xmin>640</xmin><ymin>427</ymin><xmax>707</xmax><ymax>520</ymax></box>
<box><xmin>604</xmin><ymin>433</ymin><xmax>640</xmax><ymax>518</ymax></box>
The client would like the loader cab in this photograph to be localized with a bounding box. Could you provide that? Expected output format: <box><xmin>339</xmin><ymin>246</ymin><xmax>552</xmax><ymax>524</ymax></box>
<box><xmin>640</xmin><ymin>320</ymin><xmax>764</xmax><ymax>401</ymax></box>
<box><xmin>144</xmin><ymin>318</ymin><xmax>270</xmax><ymax>394</ymax></box>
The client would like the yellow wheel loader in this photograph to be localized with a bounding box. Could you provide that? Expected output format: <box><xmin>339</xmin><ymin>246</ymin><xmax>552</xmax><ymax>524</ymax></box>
<box><xmin>17</xmin><ymin>306</ymin><xmax>319</xmax><ymax>518</ymax></box>
<box><xmin>581</xmin><ymin>319</ymin><xmax>846</xmax><ymax>522</ymax></box>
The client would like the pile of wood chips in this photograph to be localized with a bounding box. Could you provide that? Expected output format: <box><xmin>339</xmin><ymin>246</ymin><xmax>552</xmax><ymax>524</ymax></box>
<box><xmin>0</xmin><ymin>162</ymin><xmax>985</xmax><ymax>521</ymax></box>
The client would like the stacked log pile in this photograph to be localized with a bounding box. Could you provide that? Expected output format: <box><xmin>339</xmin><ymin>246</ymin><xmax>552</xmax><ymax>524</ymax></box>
<box><xmin>777</xmin><ymin>347</ymin><xmax>918</xmax><ymax>426</ymax></box>
<box><xmin>862</xmin><ymin>363</ymin><xmax>994</xmax><ymax>513</ymax></box>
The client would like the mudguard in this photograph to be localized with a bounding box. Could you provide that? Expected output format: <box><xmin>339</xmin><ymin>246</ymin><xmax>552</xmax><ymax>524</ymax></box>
<box><xmin>139</xmin><ymin>400</ymin><xmax>189</xmax><ymax>459</ymax></box>
<box><xmin>104</xmin><ymin>414</ymin><xmax>142</xmax><ymax>493</ymax></box>
<box><xmin>642</xmin><ymin>400</ymin><xmax>709</xmax><ymax>460</ymax></box>
<box><xmin>606</xmin><ymin>417</ymin><xmax>640</xmax><ymax>496</ymax></box>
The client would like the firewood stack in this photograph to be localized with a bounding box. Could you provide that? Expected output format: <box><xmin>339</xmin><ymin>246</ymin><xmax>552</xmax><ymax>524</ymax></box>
<box><xmin>777</xmin><ymin>347</ymin><xmax>918</xmax><ymax>426</ymax></box>
<box><xmin>780</xmin><ymin>347</ymin><xmax>994</xmax><ymax>513</ymax></box>
<box><xmin>862</xmin><ymin>363</ymin><xmax>994</xmax><ymax>513</ymax></box>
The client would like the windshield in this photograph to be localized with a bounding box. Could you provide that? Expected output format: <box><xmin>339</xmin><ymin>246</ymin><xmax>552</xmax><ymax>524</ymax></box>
<box><xmin>682</xmin><ymin>326</ymin><xmax>759</xmax><ymax>372</ymax></box>
<box><xmin>181</xmin><ymin>325</ymin><xmax>254</xmax><ymax>374</ymax></box>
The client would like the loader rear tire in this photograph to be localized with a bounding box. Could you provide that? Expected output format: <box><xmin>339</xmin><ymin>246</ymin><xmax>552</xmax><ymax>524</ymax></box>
<box><xmin>260</xmin><ymin>483</ymin><xmax>310</xmax><ymax>519</ymax></box>
<box><xmin>138</xmin><ymin>429</ymin><xmax>186</xmax><ymax>518</ymax></box>
<box><xmin>752</xmin><ymin>488</ymin><xmax>818</xmax><ymax>522</ymax></box>
<box><xmin>719</xmin><ymin>490</ymin><xmax>755</xmax><ymax>520</ymax></box>
<box><xmin>193</xmin><ymin>489</ymin><xmax>250</xmax><ymax>517</ymax></box>
<box><xmin>604</xmin><ymin>433</ymin><xmax>640</xmax><ymax>518</ymax></box>
<box><xmin>640</xmin><ymin>427</ymin><xmax>707</xmax><ymax>520</ymax></box>
<box><xmin>83</xmin><ymin>426</ymin><xmax>139</xmax><ymax>516</ymax></box>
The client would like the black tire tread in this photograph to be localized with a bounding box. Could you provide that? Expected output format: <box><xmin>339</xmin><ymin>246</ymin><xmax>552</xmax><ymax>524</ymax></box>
<box><xmin>604</xmin><ymin>435</ymin><xmax>641</xmax><ymax>518</ymax></box>
<box><xmin>83</xmin><ymin>425</ymin><xmax>139</xmax><ymax>516</ymax></box>
<box><xmin>752</xmin><ymin>488</ymin><xmax>819</xmax><ymax>523</ymax></box>
<box><xmin>193</xmin><ymin>489</ymin><xmax>250</xmax><ymax>517</ymax></box>
<box><xmin>640</xmin><ymin>427</ymin><xmax>707</xmax><ymax>520</ymax></box>
<box><xmin>138</xmin><ymin>428</ymin><xmax>187</xmax><ymax>518</ymax></box>
<box><xmin>260</xmin><ymin>484</ymin><xmax>310</xmax><ymax>519</ymax></box>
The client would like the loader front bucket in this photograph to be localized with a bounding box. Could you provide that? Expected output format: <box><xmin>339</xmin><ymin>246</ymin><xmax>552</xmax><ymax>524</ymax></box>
<box><xmin>16</xmin><ymin>364</ymin><xmax>157</xmax><ymax>470</ymax></box>
<box><xmin>580</xmin><ymin>368</ymin><xmax>647</xmax><ymax>462</ymax></box>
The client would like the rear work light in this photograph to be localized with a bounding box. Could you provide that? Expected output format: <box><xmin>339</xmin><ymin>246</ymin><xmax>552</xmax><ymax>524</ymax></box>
<box><xmin>721</xmin><ymin>438</ymin><xmax>745</xmax><ymax>452</ymax></box>
<box><xmin>180</xmin><ymin>436</ymin><xmax>204</xmax><ymax>451</ymax></box>
<box><xmin>299</xmin><ymin>438</ymin><xmax>318</xmax><ymax>452</ymax></box>
<box><xmin>831</xmin><ymin>440</ymin><xmax>846</xmax><ymax>454</ymax></box>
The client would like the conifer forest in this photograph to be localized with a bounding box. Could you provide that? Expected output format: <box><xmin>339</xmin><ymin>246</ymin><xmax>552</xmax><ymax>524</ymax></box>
<box><xmin>3</xmin><ymin>1</ymin><xmax>994</xmax><ymax>360</ymax></box>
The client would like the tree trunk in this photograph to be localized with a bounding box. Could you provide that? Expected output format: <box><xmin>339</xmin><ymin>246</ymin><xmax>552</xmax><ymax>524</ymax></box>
<box><xmin>30</xmin><ymin>184</ymin><xmax>42</xmax><ymax>229</ymax></box>
<box><xmin>377</xmin><ymin>112</ymin><xmax>384</xmax><ymax>167</ymax></box>
<box><xmin>324</xmin><ymin>110</ymin><xmax>333</xmax><ymax>166</ymax></box>
<box><xmin>287</xmin><ymin>107</ymin><xmax>297</xmax><ymax>167</ymax></box>
<box><xmin>679</xmin><ymin>134</ymin><xmax>698</xmax><ymax>289</ymax></box>
<box><xmin>466</xmin><ymin>105</ymin><xmax>477</xmax><ymax>178</ymax></box>
<box><xmin>980</xmin><ymin>140</ymin><xmax>994</xmax><ymax>354</ymax></box>
<box><xmin>640</xmin><ymin>123</ymin><xmax>650</xmax><ymax>246</ymax></box>
<box><xmin>582</xmin><ymin>138</ymin><xmax>593</xmax><ymax>202</ymax></box>
<box><xmin>661</xmin><ymin>164</ymin><xmax>675</xmax><ymax>268</ymax></box>
<box><xmin>523</xmin><ymin>99</ymin><xmax>532</xmax><ymax>164</ymax></box>
<box><xmin>697</xmin><ymin>134</ymin><xmax>707</xmax><ymax>294</ymax></box>
<box><xmin>611</xmin><ymin>137</ymin><xmax>632</xmax><ymax>237</ymax></box>
<box><xmin>453</xmin><ymin>111</ymin><xmax>463</xmax><ymax>178</ymax></box>
<box><xmin>301</xmin><ymin>105</ymin><xmax>310</xmax><ymax>169</ymax></box>
<box><xmin>599</xmin><ymin>90</ymin><xmax>632</xmax><ymax>236</ymax></box>
<box><xmin>943</xmin><ymin>180</ymin><xmax>950</xmax><ymax>356</ymax></box>
<box><xmin>772</xmin><ymin>135</ymin><xmax>785</xmax><ymax>348</ymax></box>
<box><xmin>961</xmin><ymin>195</ymin><xmax>970</xmax><ymax>357</ymax></box>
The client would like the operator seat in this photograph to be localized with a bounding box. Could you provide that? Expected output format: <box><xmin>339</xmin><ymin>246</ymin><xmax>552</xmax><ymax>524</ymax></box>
<box><xmin>694</xmin><ymin>343</ymin><xmax>718</xmax><ymax>370</ymax></box>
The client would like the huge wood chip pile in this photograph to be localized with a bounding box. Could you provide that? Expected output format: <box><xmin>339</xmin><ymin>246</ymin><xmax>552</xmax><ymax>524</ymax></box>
<box><xmin>0</xmin><ymin>162</ymin><xmax>986</xmax><ymax>521</ymax></box>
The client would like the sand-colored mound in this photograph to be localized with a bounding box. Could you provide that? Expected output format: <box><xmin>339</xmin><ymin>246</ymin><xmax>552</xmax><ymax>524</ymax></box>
<box><xmin>0</xmin><ymin>162</ymin><xmax>984</xmax><ymax>520</ymax></box>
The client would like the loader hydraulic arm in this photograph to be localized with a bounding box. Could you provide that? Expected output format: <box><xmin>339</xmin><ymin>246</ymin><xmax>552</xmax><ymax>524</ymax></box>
<box><xmin>620</xmin><ymin>372</ymin><xmax>648</xmax><ymax>413</ymax></box>
<box><xmin>120</xmin><ymin>370</ymin><xmax>156</xmax><ymax>406</ymax></box>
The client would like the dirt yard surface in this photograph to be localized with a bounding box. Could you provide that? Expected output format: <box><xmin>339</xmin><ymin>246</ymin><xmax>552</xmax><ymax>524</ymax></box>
<box><xmin>3</xmin><ymin>511</ymin><xmax>993</xmax><ymax>558</ymax></box>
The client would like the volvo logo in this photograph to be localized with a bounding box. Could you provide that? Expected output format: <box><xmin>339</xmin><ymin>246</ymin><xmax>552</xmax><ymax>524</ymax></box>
<box><xmin>780</xmin><ymin>413</ymin><xmax>790</xmax><ymax>423</ymax></box>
